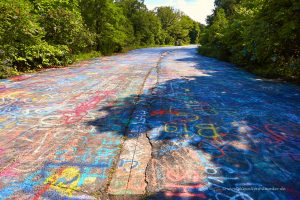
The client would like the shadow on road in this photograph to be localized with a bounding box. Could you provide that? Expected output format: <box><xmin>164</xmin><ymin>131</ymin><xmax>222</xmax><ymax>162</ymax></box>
<box><xmin>87</xmin><ymin>53</ymin><xmax>300</xmax><ymax>199</ymax></box>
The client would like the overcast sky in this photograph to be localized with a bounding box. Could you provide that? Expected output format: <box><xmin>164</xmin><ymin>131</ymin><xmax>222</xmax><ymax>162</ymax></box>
<box><xmin>144</xmin><ymin>0</ymin><xmax>215</xmax><ymax>24</ymax></box>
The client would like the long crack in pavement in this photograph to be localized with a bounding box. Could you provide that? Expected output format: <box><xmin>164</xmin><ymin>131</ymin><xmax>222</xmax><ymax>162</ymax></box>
<box><xmin>108</xmin><ymin>50</ymin><xmax>170</xmax><ymax>197</ymax></box>
<box><xmin>1</xmin><ymin>46</ymin><xmax>300</xmax><ymax>200</ymax></box>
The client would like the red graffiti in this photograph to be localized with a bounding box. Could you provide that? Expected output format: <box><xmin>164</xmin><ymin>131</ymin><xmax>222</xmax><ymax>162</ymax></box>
<box><xmin>285</xmin><ymin>187</ymin><xmax>300</xmax><ymax>199</ymax></box>
<box><xmin>150</xmin><ymin>110</ymin><xmax>180</xmax><ymax>116</ymax></box>
<box><xmin>252</xmin><ymin>124</ymin><xmax>287</xmax><ymax>142</ymax></box>
<box><xmin>165</xmin><ymin>168</ymin><xmax>203</xmax><ymax>183</ymax></box>
<box><xmin>273</xmin><ymin>183</ymin><xmax>300</xmax><ymax>199</ymax></box>
<box><xmin>61</xmin><ymin>91</ymin><xmax>115</xmax><ymax>124</ymax></box>
<box><xmin>265</xmin><ymin>124</ymin><xmax>288</xmax><ymax>141</ymax></box>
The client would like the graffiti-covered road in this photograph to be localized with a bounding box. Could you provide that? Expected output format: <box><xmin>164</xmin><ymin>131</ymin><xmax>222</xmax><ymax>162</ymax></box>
<box><xmin>1</xmin><ymin>46</ymin><xmax>300</xmax><ymax>200</ymax></box>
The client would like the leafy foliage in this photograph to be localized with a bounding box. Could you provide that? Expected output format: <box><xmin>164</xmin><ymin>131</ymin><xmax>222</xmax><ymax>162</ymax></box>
<box><xmin>155</xmin><ymin>6</ymin><xmax>202</xmax><ymax>45</ymax></box>
<box><xmin>35</xmin><ymin>0</ymin><xmax>94</xmax><ymax>53</ymax></box>
<box><xmin>0</xmin><ymin>0</ymin><xmax>72</xmax><ymax>75</ymax></box>
<box><xmin>200</xmin><ymin>0</ymin><xmax>300</xmax><ymax>82</ymax></box>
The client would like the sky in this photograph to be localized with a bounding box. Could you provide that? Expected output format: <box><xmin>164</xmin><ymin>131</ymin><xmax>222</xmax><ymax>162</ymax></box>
<box><xmin>144</xmin><ymin>0</ymin><xmax>215</xmax><ymax>24</ymax></box>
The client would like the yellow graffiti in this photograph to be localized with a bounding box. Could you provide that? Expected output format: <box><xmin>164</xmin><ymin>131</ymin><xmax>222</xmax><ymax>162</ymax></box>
<box><xmin>87</xmin><ymin>72</ymin><xmax>98</xmax><ymax>75</ymax></box>
<box><xmin>164</xmin><ymin>123</ymin><xmax>178</xmax><ymax>133</ymax></box>
<box><xmin>84</xmin><ymin>177</ymin><xmax>97</xmax><ymax>184</ymax></box>
<box><xmin>44</xmin><ymin>167</ymin><xmax>81</xmax><ymax>197</ymax></box>
<box><xmin>195</xmin><ymin>124</ymin><xmax>219</xmax><ymax>138</ymax></box>
<box><xmin>0</xmin><ymin>91</ymin><xmax>26</xmax><ymax>98</ymax></box>
<box><xmin>0</xmin><ymin>117</ymin><xmax>16</xmax><ymax>130</ymax></box>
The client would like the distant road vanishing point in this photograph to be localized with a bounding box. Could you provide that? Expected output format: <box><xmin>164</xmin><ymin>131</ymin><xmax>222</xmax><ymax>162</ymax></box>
<box><xmin>1</xmin><ymin>46</ymin><xmax>300</xmax><ymax>199</ymax></box>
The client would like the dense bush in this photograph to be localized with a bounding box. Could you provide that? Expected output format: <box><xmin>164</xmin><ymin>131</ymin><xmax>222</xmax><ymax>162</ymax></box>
<box><xmin>199</xmin><ymin>0</ymin><xmax>300</xmax><ymax>82</ymax></box>
<box><xmin>0</xmin><ymin>0</ymin><xmax>72</xmax><ymax>77</ymax></box>
<box><xmin>13</xmin><ymin>43</ymin><xmax>72</xmax><ymax>70</ymax></box>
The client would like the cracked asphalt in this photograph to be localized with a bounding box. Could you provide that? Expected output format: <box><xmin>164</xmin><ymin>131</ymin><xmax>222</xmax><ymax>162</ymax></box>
<box><xmin>1</xmin><ymin>46</ymin><xmax>300</xmax><ymax>199</ymax></box>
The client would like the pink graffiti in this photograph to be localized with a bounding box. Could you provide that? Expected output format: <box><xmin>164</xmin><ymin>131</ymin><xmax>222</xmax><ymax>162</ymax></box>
<box><xmin>165</xmin><ymin>192</ymin><xmax>207</xmax><ymax>198</ymax></box>
<box><xmin>9</xmin><ymin>75</ymin><xmax>31</xmax><ymax>82</ymax></box>
<box><xmin>62</xmin><ymin>91</ymin><xmax>115</xmax><ymax>124</ymax></box>
<box><xmin>101</xmin><ymin>66</ymin><xmax>111</xmax><ymax>70</ymax></box>
<box><xmin>0</xmin><ymin>162</ymin><xmax>19</xmax><ymax>177</ymax></box>
<box><xmin>165</xmin><ymin>184</ymin><xmax>207</xmax><ymax>198</ymax></box>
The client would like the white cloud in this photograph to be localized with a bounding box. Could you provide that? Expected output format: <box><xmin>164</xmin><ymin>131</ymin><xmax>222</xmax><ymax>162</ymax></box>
<box><xmin>144</xmin><ymin>0</ymin><xmax>215</xmax><ymax>24</ymax></box>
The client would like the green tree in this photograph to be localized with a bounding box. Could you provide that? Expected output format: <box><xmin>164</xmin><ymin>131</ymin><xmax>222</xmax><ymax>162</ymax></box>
<box><xmin>155</xmin><ymin>6</ymin><xmax>198</xmax><ymax>45</ymax></box>
<box><xmin>200</xmin><ymin>0</ymin><xmax>300</xmax><ymax>82</ymax></box>
<box><xmin>189</xmin><ymin>22</ymin><xmax>201</xmax><ymax>44</ymax></box>
<box><xmin>117</xmin><ymin>0</ymin><xmax>162</xmax><ymax>46</ymax></box>
<box><xmin>79</xmin><ymin>0</ymin><xmax>133</xmax><ymax>55</ymax></box>
<box><xmin>156</xmin><ymin>6</ymin><xmax>182</xmax><ymax>30</ymax></box>
<box><xmin>0</xmin><ymin>0</ymin><xmax>71</xmax><ymax>75</ymax></box>
<box><xmin>200</xmin><ymin>8</ymin><xmax>230</xmax><ymax>59</ymax></box>
<box><xmin>31</xmin><ymin>0</ymin><xmax>94</xmax><ymax>53</ymax></box>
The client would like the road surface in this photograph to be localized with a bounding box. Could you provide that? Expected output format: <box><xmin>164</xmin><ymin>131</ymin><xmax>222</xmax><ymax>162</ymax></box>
<box><xmin>0</xmin><ymin>46</ymin><xmax>300</xmax><ymax>199</ymax></box>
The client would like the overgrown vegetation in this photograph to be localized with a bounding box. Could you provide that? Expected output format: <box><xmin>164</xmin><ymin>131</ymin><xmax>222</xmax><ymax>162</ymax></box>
<box><xmin>0</xmin><ymin>0</ymin><xmax>201</xmax><ymax>78</ymax></box>
<box><xmin>199</xmin><ymin>0</ymin><xmax>300</xmax><ymax>83</ymax></box>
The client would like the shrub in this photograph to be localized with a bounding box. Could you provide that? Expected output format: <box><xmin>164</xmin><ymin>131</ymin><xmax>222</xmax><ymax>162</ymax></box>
<box><xmin>13</xmin><ymin>43</ymin><xmax>73</xmax><ymax>71</ymax></box>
